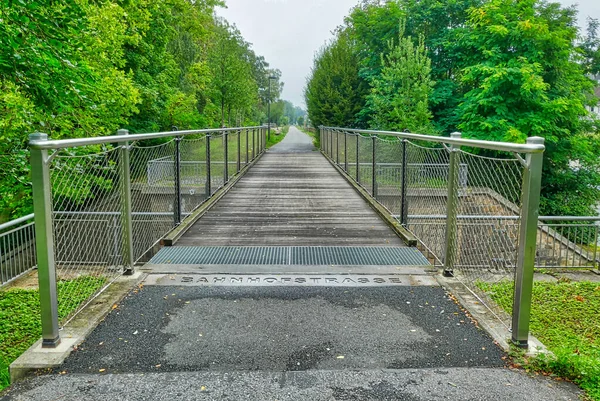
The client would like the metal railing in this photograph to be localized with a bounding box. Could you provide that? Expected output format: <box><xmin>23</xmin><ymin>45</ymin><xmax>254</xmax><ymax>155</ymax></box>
<box><xmin>321</xmin><ymin>126</ymin><xmax>545</xmax><ymax>346</ymax></box>
<box><xmin>29</xmin><ymin>126</ymin><xmax>267</xmax><ymax>347</ymax></box>
<box><xmin>0</xmin><ymin>214</ymin><xmax>36</xmax><ymax>286</ymax></box>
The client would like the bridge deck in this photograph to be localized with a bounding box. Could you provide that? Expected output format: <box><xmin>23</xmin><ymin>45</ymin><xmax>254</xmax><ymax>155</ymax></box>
<box><xmin>176</xmin><ymin>127</ymin><xmax>406</xmax><ymax>247</ymax></box>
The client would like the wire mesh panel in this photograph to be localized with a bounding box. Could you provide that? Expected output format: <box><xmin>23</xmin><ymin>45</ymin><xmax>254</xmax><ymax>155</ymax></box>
<box><xmin>337</xmin><ymin>130</ymin><xmax>345</xmax><ymax>168</ymax></box>
<box><xmin>402</xmin><ymin>142</ymin><xmax>450</xmax><ymax>263</ymax></box>
<box><xmin>374</xmin><ymin>138</ymin><xmax>403</xmax><ymax>215</ymax></box>
<box><xmin>50</xmin><ymin>147</ymin><xmax>124</xmax><ymax>322</ymax></box>
<box><xmin>210</xmin><ymin>134</ymin><xmax>225</xmax><ymax>193</ymax></box>
<box><xmin>130</xmin><ymin>141</ymin><xmax>177</xmax><ymax>262</ymax></box>
<box><xmin>227</xmin><ymin>130</ymin><xmax>239</xmax><ymax>181</ymax></box>
<box><xmin>241</xmin><ymin>129</ymin><xmax>250</xmax><ymax>168</ymax></box>
<box><xmin>180</xmin><ymin>137</ymin><xmax>209</xmax><ymax>214</ymax></box>
<box><xmin>358</xmin><ymin>135</ymin><xmax>373</xmax><ymax>195</ymax></box>
<box><xmin>346</xmin><ymin>133</ymin><xmax>358</xmax><ymax>181</ymax></box>
<box><xmin>0</xmin><ymin>218</ymin><xmax>36</xmax><ymax>286</ymax></box>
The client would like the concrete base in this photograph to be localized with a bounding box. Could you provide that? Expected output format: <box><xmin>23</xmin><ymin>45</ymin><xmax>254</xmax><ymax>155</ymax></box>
<box><xmin>10</xmin><ymin>272</ymin><xmax>146</xmax><ymax>383</ymax></box>
<box><xmin>435</xmin><ymin>274</ymin><xmax>549</xmax><ymax>357</ymax></box>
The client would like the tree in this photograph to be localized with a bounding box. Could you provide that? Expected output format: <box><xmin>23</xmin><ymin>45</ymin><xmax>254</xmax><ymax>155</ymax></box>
<box><xmin>366</xmin><ymin>21</ymin><xmax>435</xmax><ymax>133</ymax></box>
<box><xmin>455</xmin><ymin>0</ymin><xmax>600</xmax><ymax>216</ymax></box>
<box><xmin>579</xmin><ymin>18</ymin><xmax>600</xmax><ymax>76</ymax></box>
<box><xmin>304</xmin><ymin>32</ymin><xmax>368</xmax><ymax>128</ymax></box>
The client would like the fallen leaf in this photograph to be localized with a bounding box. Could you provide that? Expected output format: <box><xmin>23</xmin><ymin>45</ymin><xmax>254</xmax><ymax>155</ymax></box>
<box><xmin>99</xmin><ymin>369</ymin><xmax>106</xmax><ymax>373</ymax></box>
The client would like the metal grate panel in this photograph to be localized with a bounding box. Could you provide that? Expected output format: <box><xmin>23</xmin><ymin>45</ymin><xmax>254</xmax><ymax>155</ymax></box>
<box><xmin>149</xmin><ymin>246</ymin><xmax>430</xmax><ymax>266</ymax></box>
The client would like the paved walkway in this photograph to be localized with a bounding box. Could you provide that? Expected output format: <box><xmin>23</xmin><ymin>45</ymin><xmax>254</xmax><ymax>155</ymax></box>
<box><xmin>177</xmin><ymin>127</ymin><xmax>405</xmax><ymax>247</ymax></box>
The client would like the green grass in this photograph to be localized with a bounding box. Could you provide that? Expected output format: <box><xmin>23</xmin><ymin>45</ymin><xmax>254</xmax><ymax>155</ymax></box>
<box><xmin>478</xmin><ymin>280</ymin><xmax>600</xmax><ymax>399</ymax></box>
<box><xmin>0</xmin><ymin>276</ymin><xmax>106</xmax><ymax>391</ymax></box>
<box><xmin>298</xmin><ymin>126</ymin><xmax>319</xmax><ymax>148</ymax></box>
<box><xmin>266</xmin><ymin>126</ymin><xmax>289</xmax><ymax>148</ymax></box>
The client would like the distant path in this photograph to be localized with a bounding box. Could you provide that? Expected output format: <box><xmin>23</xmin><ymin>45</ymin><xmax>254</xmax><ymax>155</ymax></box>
<box><xmin>176</xmin><ymin>126</ymin><xmax>406</xmax><ymax>247</ymax></box>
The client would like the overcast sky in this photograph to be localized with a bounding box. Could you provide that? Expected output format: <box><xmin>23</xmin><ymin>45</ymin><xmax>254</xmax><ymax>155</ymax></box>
<box><xmin>217</xmin><ymin>0</ymin><xmax>600</xmax><ymax>109</ymax></box>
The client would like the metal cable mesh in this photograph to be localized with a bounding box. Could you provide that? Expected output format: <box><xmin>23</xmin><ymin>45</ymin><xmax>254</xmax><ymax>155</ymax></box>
<box><xmin>210</xmin><ymin>133</ymin><xmax>225</xmax><ymax>193</ymax></box>
<box><xmin>130</xmin><ymin>141</ymin><xmax>177</xmax><ymax>262</ymax></box>
<box><xmin>374</xmin><ymin>138</ymin><xmax>403</xmax><ymax>215</ymax></box>
<box><xmin>0</xmin><ymin>219</ymin><xmax>36</xmax><ymax>286</ymax></box>
<box><xmin>404</xmin><ymin>142</ymin><xmax>450</xmax><ymax>264</ymax></box>
<box><xmin>450</xmin><ymin>151</ymin><xmax>523</xmax><ymax>328</ymax></box>
<box><xmin>346</xmin><ymin>133</ymin><xmax>358</xmax><ymax>181</ymax></box>
<box><xmin>337</xmin><ymin>131</ymin><xmax>345</xmax><ymax>167</ymax></box>
<box><xmin>241</xmin><ymin>129</ymin><xmax>250</xmax><ymax>168</ymax></box>
<box><xmin>180</xmin><ymin>137</ymin><xmax>209</xmax><ymax>215</ymax></box>
<box><xmin>227</xmin><ymin>131</ymin><xmax>239</xmax><ymax>181</ymax></box>
<box><xmin>358</xmin><ymin>135</ymin><xmax>373</xmax><ymax>195</ymax></box>
<box><xmin>50</xmin><ymin>147</ymin><xmax>124</xmax><ymax>322</ymax></box>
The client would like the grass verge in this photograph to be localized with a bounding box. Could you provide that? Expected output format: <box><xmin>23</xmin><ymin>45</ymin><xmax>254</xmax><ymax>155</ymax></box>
<box><xmin>298</xmin><ymin>126</ymin><xmax>319</xmax><ymax>148</ymax></box>
<box><xmin>478</xmin><ymin>280</ymin><xmax>600</xmax><ymax>400</ymax></box>
<box><xmin>266</xmin><ymin>125</ymin><xmax>289</xmax><ymax>148</ymax></box>
<box><xmin>0</xmin><ymin>276</ymin><xmax>106</xmax><ymax>391</ymax></box>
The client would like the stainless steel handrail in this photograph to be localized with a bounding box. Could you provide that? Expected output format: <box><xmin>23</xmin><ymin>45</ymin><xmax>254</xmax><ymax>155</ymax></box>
<box><xmin>0</xmin><ymin>213</ymin><xmax>35</xmax><ymax>231</ymax></box>
<box><xmin>320</xmin><ymin>126</ymin><xmax>545</xmax><ymax>154</ymax></box>
<box><xmin>30</xmin><ymin>126</ymin><xmax>267</xmax><ymax>150</ymax></box>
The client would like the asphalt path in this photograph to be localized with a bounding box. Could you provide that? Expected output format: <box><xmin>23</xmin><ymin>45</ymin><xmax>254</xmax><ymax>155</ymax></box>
<box><xmin>2</xmin><ymin>285</ymin><xmax>581</xmax><ymax>400</ymax></box>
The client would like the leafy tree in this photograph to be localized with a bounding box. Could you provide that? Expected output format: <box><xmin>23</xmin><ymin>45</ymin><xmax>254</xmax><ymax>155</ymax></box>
<box><xmin>579</xmin><ymin>18</ymin><xmax>600</xmax><ymax>76</ymax></box>
<box><xmin>0</xmin><ymin>0</ymin><xmax>281</xmax><ymax>221</ymax></box>
<box><xmin>366</xmin><ymin>21</ymin><xmax>435</xmax><ymax>133</ymax></box>
<box><xmin>455</xmin><ymin>0</ymin><xmax>600</xmax><ymax>216</ymax></box>
<box><xmin>304</xmin><ymin>33</ymin><xmax>368</xmax><ymax>128</ymax></box>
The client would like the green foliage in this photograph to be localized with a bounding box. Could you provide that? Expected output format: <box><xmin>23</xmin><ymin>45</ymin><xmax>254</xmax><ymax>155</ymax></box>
<box><xmin>366</xmin><ymin>21</ymin><xmax>435</xmax><ymax>133</ymax></box>
<box><xmin>0</xmin><ymin>276</ymin><xmax>106</xmax><ymax>391</ymax></box>
<box><xmin>478</xmin><ymin>280</ymin><xmax>600</xmax><ymax>399</ymax></box>
<box><xmin>579</xmin><ymin>18</ymin><xmax>600</xmax><ymax>75</ymax></box>
<box><xmin>304</xmin><ymin>33</ymin><xmax>368</xmax><ymax>128</ymax></box>
<box><xmin>305</xmin><ymin>0</ymin><xmax>600</xmax><ymax>217</ymax></box>
<box><xmin>0</xmin><ymin>0</ymin><xmax>283</xmax><ymax>222</ymax></box>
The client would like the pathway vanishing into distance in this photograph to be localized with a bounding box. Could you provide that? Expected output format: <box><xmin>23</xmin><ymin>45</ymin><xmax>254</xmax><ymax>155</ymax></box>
<box><xmin>177</xmin><ymin>126</ymin><xmax>405</xmax><ymax>247</ymax></box>
<box><xmin>2</xmin><ymin>128</ymin><xmax>581</xmax><ymax>400</ymax></box>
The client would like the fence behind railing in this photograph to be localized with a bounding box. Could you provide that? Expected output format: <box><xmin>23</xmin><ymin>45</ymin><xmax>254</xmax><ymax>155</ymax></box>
<box><xmin>321</xmin><ymin>126</ymin><xmax>547</xmax><ymax>346</ymax></box>
<box><xmin>0</xmin><ymin>214</ymin><xmax>36</xmax><ymax>286</ymax></box>
<box><xmin>28</xmin><ymin>126</ymin><xmax>266</xmax><ymax>347</ymax></box>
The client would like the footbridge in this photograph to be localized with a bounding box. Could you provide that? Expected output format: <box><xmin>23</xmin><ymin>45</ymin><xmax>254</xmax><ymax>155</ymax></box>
<box><xmin>4</xmin><ymin>124</ymin><xmax>580</xmax><ymax>400</ymax></box>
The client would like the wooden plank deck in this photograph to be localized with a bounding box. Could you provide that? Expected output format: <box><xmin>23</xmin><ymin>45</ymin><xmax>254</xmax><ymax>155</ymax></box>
<box><xmin>176</xmin><ymin>127</ymin><xmax>406</xmax><ymax>247</ymax></box>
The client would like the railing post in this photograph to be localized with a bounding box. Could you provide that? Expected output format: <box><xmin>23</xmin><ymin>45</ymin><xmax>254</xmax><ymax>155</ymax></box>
<box><xmin>237</xmin><ymin>129</ymin><xmax>241</xmax><ymax>173</ymax></box>
<box><xmin>252</xmin><ymin>128</ymin><xmax>256</xmax><ymax>160</ymax></box>
<box><xmin>356</xmin><ymin>135</ymin><xmax>360</xmax><ymax>184</ymax></box>
<box><xmin>443</xmin><ymin>132</ymin><xmax>461</xmax><ymax>277</ymax></box>
<box><xmin>336</xmin><ymin>130</ymin><xmax>340</xmax><ymax>165</ymax></box>
<box><xmin>319</xmin><ymin>127</ymin><xmax>323</xmax><ymax>151</ymax></box>
<box><xmin>29</xmin><ymin>132</ymin><xmax>60</xmax><ymax>347</ymax></box>
<box><xmin>223</xmin><ymin>132</ymin><xmax>229</xmax><ymax>184</ymax></box>
<box><xmin>246</xmin><ymin>129</ymin><xmax>250</xmax><ymax>164</ymax></box>
<box><xmin>173</xmin><ymin>128</ymin><xmax>182</xmax><ymax>226</ymax></box>
<box><xmin>512</xmin><ymin>136</ymin><xmax>545</xmax><ymax>348</ymax></box>
<box><xmin>118</xmin><ymin>129</ymin><xmax>134</xmax><ymax>275</ymax></box>
<box><xmin>344</xmin><ymin>132</ymin><xmax>348</xmax><ymax>172</ymax></box>
<box><xmin>372</xmin><ymin>136</ymin><xmax>377</xmax><ymax>198</ymax></box>
<box><xmin>400</xmin><ymin>139</ymin><xmax>409</xmax><ymax>226</ymax></box>
<box><xmin>205</xmin><ymin>134</ymin><xmax>212</xmax><ymax>197</ymax></box>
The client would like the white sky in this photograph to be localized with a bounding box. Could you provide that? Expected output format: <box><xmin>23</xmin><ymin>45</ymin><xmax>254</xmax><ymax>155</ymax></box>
<box><xmin>217</xmin><ymin>0</ymin><xmax>600</xmax><ymax>109</ymax></box>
